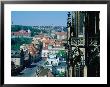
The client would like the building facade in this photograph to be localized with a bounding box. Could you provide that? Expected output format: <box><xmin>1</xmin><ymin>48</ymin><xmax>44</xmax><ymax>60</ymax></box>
<box><xmin>67</xmin><ymin>11</ymin><xmax>100</xmax><ymax>77</ymax></box>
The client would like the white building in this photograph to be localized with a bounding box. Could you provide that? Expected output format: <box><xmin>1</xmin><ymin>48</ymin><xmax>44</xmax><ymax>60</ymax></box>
<box><xmin>46</xmin><ymin>54</ymin><xmax>59</xmax><ymax>66</ymax></box>
<box><xmin>48</xmin><ymin>47</ymin><xmax>65</xmax><ymax>55</ymax></box>
<box><xmin>52</xmin><ymin>61</ymin><xmax>67</xmax><ymax>76</ymax></box>
<box><xmin>20</xmin><ymin>44</ymin><xmax>28</xmax><ymax>52</ymax></box>
<box><xmin>57</xmin><ymin>66</ymin><xmax>66</xmax><ymax>73</ymax></box>
<box><xmin>55</xmin><ymin>32</ymin><xmax>67</xmax><ymax>40</ymax></box>
<box><xmin>41</xmin><ymin>49</ymin><xmax>49</xmax><ymax>58</ymax></box>
<box><xmin>11</xmin><ymin>58</ymin><xmax>20</xmax><ymax>67</ymax></box>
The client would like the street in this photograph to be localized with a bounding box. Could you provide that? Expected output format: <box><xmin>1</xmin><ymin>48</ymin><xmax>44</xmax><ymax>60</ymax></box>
<box><xmin>17</xmin><ymin>60</ymin><xmax>45</xmax><ymax>77</ymax></box>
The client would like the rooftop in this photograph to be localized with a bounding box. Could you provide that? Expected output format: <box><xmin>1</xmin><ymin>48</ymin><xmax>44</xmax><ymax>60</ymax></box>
<box><xmin>55</xmin><ymin>32</ymin><xmax>67</xmax><ymax>36</ymax></box>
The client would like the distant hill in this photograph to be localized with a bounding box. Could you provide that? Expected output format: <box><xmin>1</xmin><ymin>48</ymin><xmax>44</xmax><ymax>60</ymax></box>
<box><xmin>11</xmin><ymin>25</ymin><xmax>67</xmax><ymax>37</ymax></box>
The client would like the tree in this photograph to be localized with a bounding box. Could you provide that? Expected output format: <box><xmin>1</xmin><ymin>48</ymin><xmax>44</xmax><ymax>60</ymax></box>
<box><xmin>11</xmin><ymin>61</ymin><xmax>15</xmax><ymax>70</ymax></box>
<box><xmin>20</xmin><ymin>49</ymin><xmax>25</xmax><ymax>68</ymax></box>
<box><xmin>11</xmin><ymin>37</ymin><xmax>32</xmax><ymax>50</ymax></box>
<box><xmin>56</xmin><ymin>50</ymin><xmax>67</xmax><ymax>59</ymax></box>
<box><xmin>28</xmin><ymin>52</ymin><xmax>32</xmax><ymax>65</ymax></box>
<box><xmin>11</xmin><ymin>61</ymin><xmax>18</xmax><ymax>76</ymax></box>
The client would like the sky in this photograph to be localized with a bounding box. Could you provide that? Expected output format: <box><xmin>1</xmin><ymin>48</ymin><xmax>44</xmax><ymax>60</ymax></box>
<box><xmin>11</xmin><ymin>11</ymin><xmax>68</xmax><ymax>26</ymax></box>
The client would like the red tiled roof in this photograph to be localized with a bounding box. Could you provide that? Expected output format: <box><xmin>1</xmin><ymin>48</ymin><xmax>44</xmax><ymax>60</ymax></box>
<box><xmin>11</xmin><ymin>30</ymin><xmax>30</xmax><ymax>36</ymax></box>
<box><xmin>55</xmin><ymin>32</ymin><xmax>67</xmax><ymax>36</ymax></box>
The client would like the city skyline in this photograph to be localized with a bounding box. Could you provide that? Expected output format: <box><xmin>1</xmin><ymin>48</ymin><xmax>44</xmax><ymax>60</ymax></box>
<box><xmin>11</xmin><ymin>11</ymin><xmax>68</xmax><ymax>26</ymax></box>
<box><xmin>11</xmin><ymin>11</ymin><xmax>100</xmax><ymax>77</ymax></box>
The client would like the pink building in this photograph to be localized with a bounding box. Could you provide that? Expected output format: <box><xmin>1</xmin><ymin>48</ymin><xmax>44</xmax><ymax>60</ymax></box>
<box><xmin>11</xmin><ymin>30</ymin><xmax>31</xmax><ymax>37</ymax></box>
